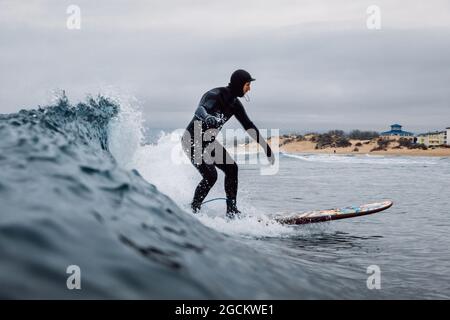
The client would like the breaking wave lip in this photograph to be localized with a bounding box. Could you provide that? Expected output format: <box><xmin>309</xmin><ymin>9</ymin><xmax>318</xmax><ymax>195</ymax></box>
<box><xmin>281</xmin><ymin>152</ymin><xmax>441</xmax><ymax>165</ymax></box>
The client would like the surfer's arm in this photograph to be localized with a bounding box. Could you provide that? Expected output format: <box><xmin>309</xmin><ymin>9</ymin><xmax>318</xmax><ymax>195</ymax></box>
<box><xmin>234</xmin><ymin>101</ymin><xmax>273</xmax><ymax>159</ymax></box>
<box><xmin>194</xmin><ymin>105</ymin><xmax>209</xmax><ymax>121</ymax></box>
<box><xmin>194</xmin><ymin>90</ymin><xmax>219</xmax><ymax>121</ymax></box>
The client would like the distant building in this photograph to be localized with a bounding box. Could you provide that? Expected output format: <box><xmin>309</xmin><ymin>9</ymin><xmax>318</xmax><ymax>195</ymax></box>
<box><xmin>381</xmin><ymin>124</ymin><xmax>414</xmax><ymax>139</ymax></box>
<box><xmin>417</xmin><ymin>130</ymin><xmax>447</xmax><ymax>147</ymax></box>
<box><xmin>447</xmin><ymin>128</ymin><xmax>450</xmax><ymax>146</ymax></box>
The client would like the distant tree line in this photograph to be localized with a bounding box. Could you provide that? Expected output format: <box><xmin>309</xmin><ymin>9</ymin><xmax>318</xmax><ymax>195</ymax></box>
<box><xmin>347</xmin><ymin>130</ymin><xmax>380</xmax><ymax>140</ymax></box>
<box><xmin>311</xmin><ymin>130</ymin><xmax>380</xmax><ymax>149</ymax></box>
<box><xmin>279</xmin><ymin>130</ymin><xmax>381</xmax><ymax>149</ymax></box>
<box><xmin>312</xmin><ymin>132</ymin><xmax>352</xmax><ymax>149</ymax></box>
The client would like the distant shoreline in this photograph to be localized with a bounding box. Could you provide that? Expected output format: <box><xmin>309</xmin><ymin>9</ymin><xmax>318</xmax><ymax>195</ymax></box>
<box><xmin>280</xmin><ymin>149</ymin><xmax>450</xmax><ymax>157</ymax></box>
<box><xmin>254</xmin><ymin>136</ymin><xmax>450</xmax><ymax>157</ymax></box>
<box><xmin>278</xmin><ymin>139</ymin><xmax>450</xmax><ymax>157</ymax></box>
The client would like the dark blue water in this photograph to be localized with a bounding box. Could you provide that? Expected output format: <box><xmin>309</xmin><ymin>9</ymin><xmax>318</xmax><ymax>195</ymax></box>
<box><xmin>0</xmin><ymin>96</ymin><xmax>449</xmax><ymax>299</ymax></box>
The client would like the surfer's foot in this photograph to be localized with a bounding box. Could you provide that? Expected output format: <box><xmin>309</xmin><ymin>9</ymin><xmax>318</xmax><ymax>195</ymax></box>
<box><xmin>191</xmin><ymin>201</ymin><xmax>201</xmax><ymax>214</ymax></box>
<box><xmin>226</xmin><ymin>211</ymin><xmax>241</xmax><ymax>219</ymax></box>
<box><xmin>226</xmin><ymin>198</ymin><xmax>241</xmax><ymax>219</ymax></box>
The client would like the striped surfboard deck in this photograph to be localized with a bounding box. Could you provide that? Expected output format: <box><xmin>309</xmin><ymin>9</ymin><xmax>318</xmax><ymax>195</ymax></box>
<box><xmin>274</xmin><ymin>201</ymin><xmax>393</xmax><ymax>225</ymax></box>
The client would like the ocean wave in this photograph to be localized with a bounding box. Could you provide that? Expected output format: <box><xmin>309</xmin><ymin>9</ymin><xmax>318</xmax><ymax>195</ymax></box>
<box><xmin>0</xmin><ymin>94</ymin><xmax>327</xmax><ymax>299</ymax></box>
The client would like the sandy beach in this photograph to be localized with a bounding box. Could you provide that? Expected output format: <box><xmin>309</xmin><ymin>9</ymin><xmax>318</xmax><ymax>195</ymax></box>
<box><xmin>242</xmin><ymin>136</ymin><xmax>450</xmax><ymax>157</ymax></box>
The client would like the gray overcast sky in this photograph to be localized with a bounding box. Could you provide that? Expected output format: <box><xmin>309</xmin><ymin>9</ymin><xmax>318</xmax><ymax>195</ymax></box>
<box><xmin>1</xmin><ymin>0</ymin><xmax>450</xmax><ymax>132</ymax></box>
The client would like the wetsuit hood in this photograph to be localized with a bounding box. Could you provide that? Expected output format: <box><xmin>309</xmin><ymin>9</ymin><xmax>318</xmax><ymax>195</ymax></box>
<box><xmin>227</xmin><ymin>69</ymin><xmax>255</xmax><ymax>97</ymax></box>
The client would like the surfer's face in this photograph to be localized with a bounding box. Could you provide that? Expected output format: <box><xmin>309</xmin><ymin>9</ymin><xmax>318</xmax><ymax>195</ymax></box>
<box><xmin>243</xmin><ymin>82</ymin><xmax>251</xmax><ymax>95</ymax></box>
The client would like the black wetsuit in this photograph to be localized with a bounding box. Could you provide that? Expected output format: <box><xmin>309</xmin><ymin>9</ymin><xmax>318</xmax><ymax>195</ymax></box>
<box><xmin>182</xmin><ymin>80</ymin><xmax>272</xmax><ymax>214</ymax></box>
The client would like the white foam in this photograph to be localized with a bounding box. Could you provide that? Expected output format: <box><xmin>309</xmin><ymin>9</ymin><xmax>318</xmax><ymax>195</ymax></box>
<box><xmin>282</xmin><ymin>152</ymin><xmax>438</xmax><ymax>165</ymax></box>
<box><xmin>107</xmin><ymin>99</ymin><xmax>295</xmax><ymax>238</ymax></box>
<box><xmin>187</xmin><ymin>200</ymin><xmax>296</xmax><ymax>238</ymax></box>
<box><xmin>103</xmin><ymin>89</ymin><xmax>146</xmax><ymax>169</ymax></box>
<box><xmin>196</xmin><ymin>213</ymin><xmax>295</xmax><ymax>238</ymax></box>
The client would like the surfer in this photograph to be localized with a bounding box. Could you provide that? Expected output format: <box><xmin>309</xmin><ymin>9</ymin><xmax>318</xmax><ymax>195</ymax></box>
<box><xmin>182</xmin><ymin>69</ymin><xmax>275</xmax><ymax>218</ymax></box>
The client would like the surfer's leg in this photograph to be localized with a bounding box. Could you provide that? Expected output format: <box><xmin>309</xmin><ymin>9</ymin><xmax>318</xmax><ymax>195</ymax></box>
<box><xmin>215</xmin><ymin>161</ymin><xmax>238</xmax><ymax>200</ymax></box>
<box><xmin>181</xmin><ymin>130</ymin><xmax>217</xmax><ymax>213</ymax></box>
<box><xmin>191</xmin><ymin>163</ymin><xmax>218</xmax><ymax>213</ymax></box>
<box><xmin>214</xmin><ymin>144</ymin><xmax>240</xmax><ymax>217</ymax></box>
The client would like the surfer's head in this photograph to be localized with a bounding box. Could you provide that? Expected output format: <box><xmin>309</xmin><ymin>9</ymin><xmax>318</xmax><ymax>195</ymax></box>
<box><xmin>228</xmin><ymin>69</ymin><xmax>255</xmax><ymax>97</ymax></box>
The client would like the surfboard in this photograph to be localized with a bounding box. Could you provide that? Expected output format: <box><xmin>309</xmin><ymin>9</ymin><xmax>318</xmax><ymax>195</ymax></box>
<box><xmin>274</xmin><ymin>200</ymin><xmax>393</xmax><ymax>225</ymax></box>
